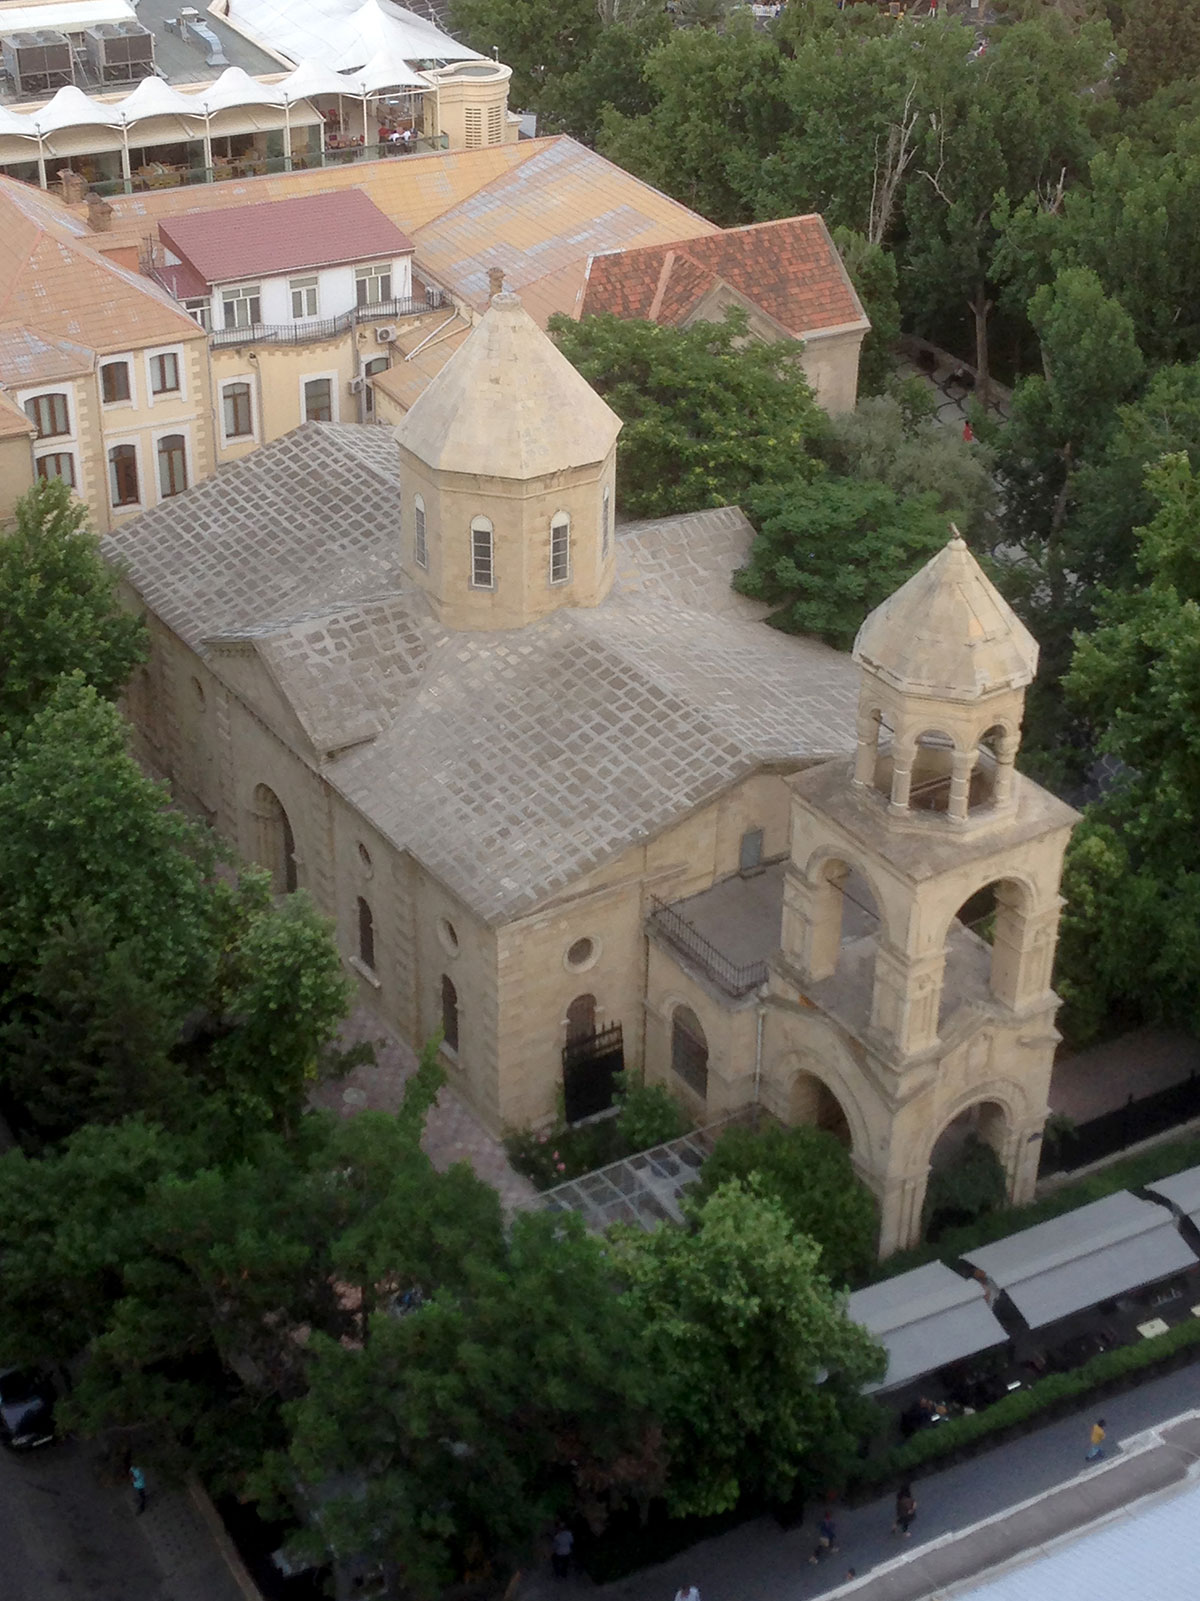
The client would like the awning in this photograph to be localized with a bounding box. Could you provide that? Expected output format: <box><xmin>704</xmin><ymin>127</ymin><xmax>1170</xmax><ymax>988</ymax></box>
<box><xmin>1146</xmin><ymin>1164</ymin><xmax>1200</xmax><ymax>1227</ymax></box>
<box><xmin>189</xmin><ymin>66</ymin><xmax>286</xmax><ymax>117</ymax></box>
<box><xmin>112</xmin><ymin>76</ymin><xmax>206</xmax><ymax>127</ymax></box>
<box><xmin>123</xmin><ymin>115</ymin><xmax>204</xmax><ymax>151</ymax></box>
<box><xmin>846</xmin><ymin>1262</ymin><xmax>1008</xmax><ymax>1395</ymax></box>
<box><xmin>205</xmin><ymin>100</ymin><xmax>321</xmax><ymax>139</ymax></box>
<box><xmin>0</xmin><ymin>0</ymin><xmax>135</xmax><ymax>32</ymax></box>
<box><xmin>44</xmin><ymin>123</ymin><xmax>124</xmax><ymax>156</ymax></box>
<box><xmin>28</xmin><ymin>85</ymin><xmax>121</xmax><ymax>135</ymax></box>
<box><xmin>278</xmin><ymin>59</ymin><xmax>359</xmax><ymax>103</ymax></box>
<box><xmin>963</xmin><ymin>1191</ymin><xmax>1199</xmax><ymax>1331</ymax></box>
<box><xmin>352</xmin><ymin>46</ymin><xmax>430</xmax><ymax>94</ymax></box>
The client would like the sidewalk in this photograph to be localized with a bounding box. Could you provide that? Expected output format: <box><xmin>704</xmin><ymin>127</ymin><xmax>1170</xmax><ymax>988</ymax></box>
<box><xmin>520</xmin><ymin>1354</ymin><xmax>1200</xmax><ymax>1601</ymax></box>
<box><xmin>134</xmin><ymin>1478</ymin><xmax>258</xmax><ymax>1601</ymax></box>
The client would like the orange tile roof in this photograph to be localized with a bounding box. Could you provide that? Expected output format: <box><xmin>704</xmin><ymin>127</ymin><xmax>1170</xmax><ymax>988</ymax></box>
<box><xmin>580</xmin><ymin>216</ymin><xmax>868</xmax><ymax>337</ymax></box>
<box><xmin>371</xmin><ymin>311</ymin><xmax>471</xmax><ymax>412</ymax></box>
<box><xmin>0</xmin><ymin>178</ymin><xmax>204</xmax><ymax>363</ymax></box>
<box><xmin>0</xmin><ymin>385</ymin><xmax>35</xmax><ymax>438</ymax></box>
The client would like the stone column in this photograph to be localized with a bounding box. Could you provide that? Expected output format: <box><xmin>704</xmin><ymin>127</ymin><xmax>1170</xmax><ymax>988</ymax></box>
<box><xmin>889</xmin><ymin>746</ymin><xmax>913</xmax><ymax>813</ymax></box>
<box><xmin>992</xmin><ymin>732</ymin><xmax>1019</xmax><ymax>809</ymax></box>
<box><xmin>990</xmin><ymin>897</ymin><xmax>1063</xmax><ymax>1010</ymax></box>
<box><xmin>870</xmin><ymin>944</ymin><xmax>946</xmax><ymax>1057</ymax></box>
<box><xmin>947</xmin><ymin>747</ymin><xmax>974</xmax><ymax>823</ymax></box>
<box><xmin>852</xmin><ymin>712</ymin><xmax>879</xmax><ymax>788</ymax></box>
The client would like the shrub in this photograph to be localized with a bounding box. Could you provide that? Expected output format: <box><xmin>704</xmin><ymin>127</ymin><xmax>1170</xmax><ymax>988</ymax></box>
<box><xmin>613</xmin><ymin>1071</ymin><xmax>690</xmax><ymax>1152</ymax></box>
<box><xmin>922</xmin><ymin>1136</ymin><xmax>1008</xmax><ymax>1239</ymax></box>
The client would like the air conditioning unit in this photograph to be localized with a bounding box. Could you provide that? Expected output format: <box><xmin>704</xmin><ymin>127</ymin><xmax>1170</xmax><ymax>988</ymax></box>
<box><xmin>348</xmin><ymin>377</ymin><xmax>366</xmax><ymax>394</ymax></box>
<box><xmin>375</xmin><ymin>325</ymin><xmax>398</xmax><ymax>344</ymax></box>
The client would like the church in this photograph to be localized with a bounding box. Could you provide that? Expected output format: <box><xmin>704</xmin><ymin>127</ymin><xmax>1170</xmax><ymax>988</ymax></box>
<box><xmin>106</xmin><ymin>287</ymin><xmax>1078</xmax><ymax>1255</ymax></box>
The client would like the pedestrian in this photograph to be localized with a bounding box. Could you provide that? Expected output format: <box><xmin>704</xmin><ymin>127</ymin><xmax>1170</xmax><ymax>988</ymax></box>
<box><xmin>1086</xmin><ymin>1418</ymin><xmax>1106</xmax><ymax>1461</ymax></box>
<box><xmin>551</xmin><ymin>1523</ymin><xmax>573</xmax><ymax>1579</ymax></box>
<box><xmin>130</xmin><ymin>1462</ymin><xmax>147</xmax><ymax>1514</ymax></box>
<box><xmin>808</xmin><ymin>1511</ymin><xmax>838</xmax><ymax>1563</ymax></box>
<box><xmin>892</xmin><ymin>1483</ymin><xmax>917</xmax><ymax>1537</ymax></box>
<box><xmin>674</xmin><ymin>1585</ymin><xmax>700</xmax><ymax>1601</ymax></box>
<box><xmin>962</xmin><ymin>420</ymin><xmax>974</xmax><ymax>443</ymax></box>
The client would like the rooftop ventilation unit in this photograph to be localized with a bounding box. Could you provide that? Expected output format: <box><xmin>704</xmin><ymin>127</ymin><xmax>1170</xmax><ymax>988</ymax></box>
<box><xmin>1</xmin><ymin>28</ymin><xmax>73</xmax><ymax>96</ymax></box>
<box><xmin>166</xmin><ymin>9</ymin><xmax>228</xmax><ymax>69</ymax></box>
<box><xmin>84</xmin><ymin>21</ymin><xmax>155</xmax><ymax>84</ymax></box>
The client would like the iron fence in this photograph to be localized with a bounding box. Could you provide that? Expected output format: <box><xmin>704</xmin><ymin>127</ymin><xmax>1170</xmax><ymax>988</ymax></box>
<box><xmin>647</xmin><ymin>895</ymin><xmax>768</xmax><ymax>998</ymax></box>
<box><xmin>1039</xmin><ymin>1071</ymin><xmax>1200</xmax><ymax>1177</ymax></box>
<box><xmin>206</xmin><ymin>288</ymin><xmax>445</xmax><ymax>349</ymax></box>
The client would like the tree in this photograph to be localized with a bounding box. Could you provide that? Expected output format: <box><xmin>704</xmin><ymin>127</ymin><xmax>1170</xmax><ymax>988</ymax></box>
<box><xmin>0</xmin><ymin>476</ymin><xmax>145</xmax><ymax>743</ymax></box>
<box><xmin>1117</xmin><ymin>0</ymin><xmax>1200</xmax><ymax>107</ymax></box>
<box><xmin>447</xmin><ymin>0</ymin><xmax>600</xmax><ymax>111</ymax></box>
<box><xmin>831</xmin><ymin>228</ymin><xmax>901</xmax><ymax>396</ymax></box>
<box><xmin>616</xmin><ymin>1180</ymin><xmax>883</xmax><ymax>1516</ymax></box>
<box><xmin>1056</xmin><ymin>453</ymin><xmax>1200</xmax><ymax>1039</ymax></box>
<box><xmin>536</xmin><ymin>8</ymin><xmax>671</xmax><ymax>143</ymax></box>
<box><xmin>735</xmin><ymin>473</ymin><xmax>948</xmax><ymax>649</ymax></box>
<box><xmin>548</xmin><ymin>309</ymin><xmax>825</xmax><ymax>518</ymax></box>
<box><xmin>693</xmin><ymin>1124</ymin><xmax>878</xmax><ymax>1285</ymax></box>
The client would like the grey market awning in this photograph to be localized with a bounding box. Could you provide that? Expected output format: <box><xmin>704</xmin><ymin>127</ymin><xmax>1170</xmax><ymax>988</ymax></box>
<box><xmin>1145</xmin><ymin>1164</ymin><xmax>1200</xmax><ymax>1227</ymax></box>
<box><xmin>846</xmin><ymin>1262</ymin><xmax>1008</xmax><ymax>1394</ymax></box>
<box><xmin>963</xmin><ymin>1190</ymin><xmax>1198</xmax><ymax>1331</ymax></box>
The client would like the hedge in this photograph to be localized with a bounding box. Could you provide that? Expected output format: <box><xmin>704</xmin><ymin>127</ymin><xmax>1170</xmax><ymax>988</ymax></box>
<box><xmin>847</xmin><ymin>1315</ymin><xmax>1200</xmax><ymax>1492</ymax></box>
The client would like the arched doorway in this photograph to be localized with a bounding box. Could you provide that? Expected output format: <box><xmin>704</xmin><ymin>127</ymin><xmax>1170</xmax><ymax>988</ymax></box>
<box><xmin>670</xmin><ymin>1006</ymin><xmax>708</xmax><ymax>1099</ymax></box>
<box><xmin>791</xmin><ymin>1070</ymin><xmax>852</xmax><ymax>1149</ymax></box>
<box><xmin>565</xmin><ymin>993</ymin><xmax>596</xmax><ymax>1042</ymax></box>
<box><xmin>924</xmin><ymin>1100</ymin><xmax>1010</xmax><ymax>1239</ymax></box>
<box><xmin>254</xmin><ymin>784</ymin><xmax>297</xmax><ymax>893</ymax></box>
<box><xmin>804</xmin><ymin>855</ymin><xmax>881</xmax><ymax>981</ymax></box>
<box><xmin>940</xmin><ymin>876</ymin><xmax>1034</xmax><ymax>1029</ymax></box>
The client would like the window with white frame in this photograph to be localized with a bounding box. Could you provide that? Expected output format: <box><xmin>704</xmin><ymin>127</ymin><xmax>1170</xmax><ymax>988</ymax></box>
<box><xmin>108</xmin><ymin>443</ymin><xmax>139</xmax><ymax>507</ymax></box>
<box><xmin>36</xmin><ymin>451</ymin><xmax>75</xmax><ymax>487</ymax></box>
<box><xmin>290</xmin><ymin>275</ymin><xmax>319</xmax><ymax>319</ymax></box>
<box><xmin>100</xmin><ymin>360</ymin><xmax>131</xmax><ymax>405</ymax></box>
<box><xmin>414</xmin><ymin>493</ymin><xmax>427</xmax><ymax>568</ymax></box>
<box><xmin>550</xmin><ymin>512</ymin><xmax>570</xmax><ymax>585</ymax></box>
<box><xmin>221</xmin><ymin>284</ymin><xmax>261</xmax><ymax>330</ymax></box>
<box><xmin>184</xmin><ymin>298</ymin><xmax>209</xmax><ymax>331</ymax></box>
<box><xmin>303</xmin><ymin>377</ymin><xmax>333</xmax><ymax>423</ymax></box>
<box><xmin>602</xmin><ymin>485</ymin><xmax>611</xmax><ymax>558</ymax></box>
<box><xmin>157</xmin><ymin>433</ymin><xmax>187</xmax><ymax>498</ymax></box>
<box><xmin>222</xmin><ymin>381</ymin><xmax>253</xmax><ymax>439</ymax></box>
<box><xmin>470</xmin><ymin>515</ymin><xmax>493</xmax><ymax>589</ymax></box>
<box><xmin>149</xmin><ymin>351</ymin><xmax>180</xmax><ymax>396</ymax></box>
<box><xmin>24</xmin><ymin>392</ymin><xmax>70</xmax><ymax>438</ymax></box>
<box><xmin>355</xmin><ymin>262</ymin><xmax>392</xmax><ymax>307</ymax></box>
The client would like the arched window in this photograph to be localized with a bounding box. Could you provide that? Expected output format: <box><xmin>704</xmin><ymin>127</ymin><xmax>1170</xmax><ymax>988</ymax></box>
<box><xmin>470</xmin><ymin>515</ymin><xmax>494</xmax><ymax>589</ymax></box>
<box><xmin>441</xmin><ymin>973</ymin><xmax>459</xmax><ymax>1052</ymax></box>
<box><xmin>24</xmin><ymin>391</ymin><xmax>69</xmax><ymax>438</ymax></box>
<box><xmin>357</xmin><ymin>895</ymin><xmax>375</xmax><ymax>970</ymax></box>
<box><xmin>108</xmin><ymin>443</ymin><xmax>139</xmax><ymax>507</ymax></box>
<box><xmin>602</xmin><ymin>485</ymin><xmax>611</xmax><ymax>559</ymax></box>
<box><xmin>157</xmin><ymin>433</ymin><xmax>187</xmax><ymax>498</ymax></box>
<box><xmin>414</xmin><ymin>493</ymin><xmax>427</xmax><ymax>568</ymax></box>
<box><xmin>254</xmin><ymin>784</ymin><xmax>297</xmax><ymax>894</ymax></box>
<box><xmin>566</xmin><ymin>993</ymin><xmax>596</xmax><ymax>1042</ymax></box>
<box><xmin>550</xmin><ymin>511</ymin><xmax>570</xmax><ymax>585</ymax></box>
<box><xmin>671</xmin><ymin>1005</ymin><xmax>708</xmax><ymax>1099</ymax></box>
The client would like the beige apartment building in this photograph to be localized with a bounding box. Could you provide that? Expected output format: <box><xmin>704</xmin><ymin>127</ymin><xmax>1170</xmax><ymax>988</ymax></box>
<box><xmin>107</xmin><ymin>289</ymin><xmax>1077</xmax><ymax>1256</ymax></box>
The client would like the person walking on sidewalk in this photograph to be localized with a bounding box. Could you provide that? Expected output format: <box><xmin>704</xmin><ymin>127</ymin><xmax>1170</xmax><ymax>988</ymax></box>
<box><xmin>892</xmin><ymin>1483</ymin><xmax>917</xmax><ymax>1537</ymax></box>
<box><xmin>1086</xmin><ymin>1419</ymin><xmax>1107</xmax><ymax>1461</ymax></box>
<box><xmin>130</xmin><ymin>1463</ymin><xmax>147</xmax><ymax>1514</ymax></box>
<box><xmin>674</xmin><ymin>1584</ymin><xmax>700</xmax><ymax>1601</ymax></box>
<box><xmin>809</xmin><ymin>1511</ymin><xmax>838</xmax><ymax>1563</ymax></box>
<box><xmin>551</xmin><ymin>1523</ymin><xmax>574</xmax><ymax>1579</ymax></box>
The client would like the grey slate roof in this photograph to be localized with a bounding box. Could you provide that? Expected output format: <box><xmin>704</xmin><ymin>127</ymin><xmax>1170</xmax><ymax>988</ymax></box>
<box><xmin>105</xmin><ymin>421</ymin><xmax>861</xmax><ymax>924</ymax></box>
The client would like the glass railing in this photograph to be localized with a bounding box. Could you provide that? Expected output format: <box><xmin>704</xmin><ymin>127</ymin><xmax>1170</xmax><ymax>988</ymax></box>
<box><xmin>85</xmin><ymin>136</ymin><xmax>451</xmax><ymax>198</ymax></box>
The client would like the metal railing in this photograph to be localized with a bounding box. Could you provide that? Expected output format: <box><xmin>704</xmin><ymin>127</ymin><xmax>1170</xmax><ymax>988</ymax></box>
<box><xmin>647</xmin><ymin>895</ymin><xmax>768</xmax><ymax>999</ymax></box>
<box><xmin>205</xmin><ymin>288</ymin><xmax>445</xmax><ymax>349</ymax></box>
<box><xmin>85</xmin><ymin>136</ymin><xmax>452</xmax><ymax>198</ymax></box>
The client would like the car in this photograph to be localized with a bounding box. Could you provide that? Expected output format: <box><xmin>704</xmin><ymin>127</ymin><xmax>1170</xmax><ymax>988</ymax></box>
<box><xmin>0</xmin><ymin>1366</ymin><xmax>57</xmax><ymax>1450</ymax></box>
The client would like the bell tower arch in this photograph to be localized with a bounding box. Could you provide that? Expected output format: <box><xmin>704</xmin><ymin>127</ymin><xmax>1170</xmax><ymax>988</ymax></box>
<box><xmin>768</xmin><ymin>531</ymin><xmax>1080</xmax><ymax>1255</ymax></box>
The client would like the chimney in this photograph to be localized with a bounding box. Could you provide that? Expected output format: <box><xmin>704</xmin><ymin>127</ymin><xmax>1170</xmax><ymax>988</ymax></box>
<box><xmin>487</xmin><ymin>265</ymin><xmax>505</xmax><ymax>300</ymax></box>
<box><xmin>58</xmin><ymin>168</ymin><xmax>88</xmax><ymax>206</ymax></box>
<box><xmin>86</xmin><ymin>191</ymin><xmax>114</xmax><ymax>233</ymax></box>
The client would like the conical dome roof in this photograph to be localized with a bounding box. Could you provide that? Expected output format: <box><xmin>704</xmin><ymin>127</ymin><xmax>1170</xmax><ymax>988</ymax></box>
<box><xmin>396</xmin><ymin>291</ymin><xmax>621</xmax><ymax>480</ymax></box>
<box><xmin>853</xmin><ymin>531</ymin><xmax>1038</xmax><ymax>702</ymax></box>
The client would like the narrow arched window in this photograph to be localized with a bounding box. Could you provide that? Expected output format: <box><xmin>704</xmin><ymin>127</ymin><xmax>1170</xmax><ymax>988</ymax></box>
<box><xmin>470</xmin><ymin>515</ymin><xmax>493</xmax><ymax>589</ymax></box>
<box><xmin>414</xmin><ymin>493</ymin><xmax>427</xmax><ymax>568</ymax></box>
<box><xmin>356</xmin><ymin>895</ymin><xmax>375</xmax><ymax>970</ymax></box>
<box><xmin>157</xmin><ymin>433</ymin><xmax>187</xmax><ymax>498</ymax></box>
<box><xmin>108</xmin><ymin>443</ymin><xmax>139</xmax><ymax>507</ymax></box>
<box><xmin>549</xmin><ymin>512</ymin><xmax>570</xmax><ymax>585</ymax></box>
<box><xmin>671</xmin><ymin>1005</ymin><xmax>708</xmax><ymax>1099</ymax></box>
<box><xmin>602</xmin><ymin>485</ymin><xmax>611</xmax><ymax>559</ymax></box>
<box><xmin>441</xmin><ymin>973</ymin><xmax>459</xmax><ymax>1052</ymax></box>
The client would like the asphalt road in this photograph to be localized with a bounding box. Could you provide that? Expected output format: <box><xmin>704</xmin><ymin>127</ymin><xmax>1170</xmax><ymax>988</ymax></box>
<box><xmin>0</xmin><ymin>1436</ymin><xmax>170</xmax><ymax>1601</ymax></box>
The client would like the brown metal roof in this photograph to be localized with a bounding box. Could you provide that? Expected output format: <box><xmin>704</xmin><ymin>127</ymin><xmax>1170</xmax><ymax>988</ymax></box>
<box><xmin>158</xmin><ymin>189</ymin><xmax>414</xmax><ymax>287</ymax></box>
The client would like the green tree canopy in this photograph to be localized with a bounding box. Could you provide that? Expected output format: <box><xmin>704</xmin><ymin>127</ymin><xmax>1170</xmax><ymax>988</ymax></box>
<box><xmin>549</xmin><ymin>309</ymin><xmax>826</xmax><ymax>518</ymax></box>
<box><xmin>447</xmin><ymin>0</ymin><xmax>600</xmax><ymax>111</ymax></box>
<box><xmin>0</xmin><ymin>476</ymin><xmax>145</xmax><ymax>743</ymax></box>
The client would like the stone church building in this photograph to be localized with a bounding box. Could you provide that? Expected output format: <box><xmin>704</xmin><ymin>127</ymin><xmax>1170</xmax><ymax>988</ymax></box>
<box><xmin>107</xmin><ymin>290</ymin><xmax>1078</xmax><ymax>1254</ymax></box>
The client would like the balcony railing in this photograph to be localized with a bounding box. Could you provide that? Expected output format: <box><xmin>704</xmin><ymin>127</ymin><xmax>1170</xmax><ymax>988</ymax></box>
<box><xmin>647</xmin><ymin>896</ymin><xmax>768</xmax><ymax>999</ymax></box>
<box><xmin>86</xmin><ymin>137</ymin><xmax>452</xmax><ymax>199</ymax></box>
<box><xmin>201</xmin><ymin>288</ymin><xmax>445</xmax><ymax>349</ymax></box>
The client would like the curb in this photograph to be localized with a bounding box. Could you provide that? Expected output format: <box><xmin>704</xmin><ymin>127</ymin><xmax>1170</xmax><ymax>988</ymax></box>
<box><xmin>186</xmin><ymin>1477</ymin><xmax>266</xmax><ymax>1601</ymax></box>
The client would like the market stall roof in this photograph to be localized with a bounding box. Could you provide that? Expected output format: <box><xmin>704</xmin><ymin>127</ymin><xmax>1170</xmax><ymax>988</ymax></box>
<box><xmin>963</xmin><ymin>1191</ymin><xmax>1198</xmax><ymax>1331</ymax></box>
<box><xmin>1145</xmin><ymin>1164</ymin><xmax>1200</xmax><ymax>1226</ymax></box>
<box><xmin>846</xmin><ymin>1263</ymin><xmax>1008</xmax><ymax>1395</ymax></box>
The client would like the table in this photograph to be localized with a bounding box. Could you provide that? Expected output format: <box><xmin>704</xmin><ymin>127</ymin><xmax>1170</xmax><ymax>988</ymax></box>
<box><xmin>1137</xmin><ymin>1317</ymin><xmax>1170</xmax><ymax>1339</ymax></box>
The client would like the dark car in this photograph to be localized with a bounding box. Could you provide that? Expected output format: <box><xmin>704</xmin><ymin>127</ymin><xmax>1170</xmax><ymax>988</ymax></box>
<box><xmin>0</xmin><ymin>1367</ymin><xmax>57</xmax><ymax>1450</ymax></box>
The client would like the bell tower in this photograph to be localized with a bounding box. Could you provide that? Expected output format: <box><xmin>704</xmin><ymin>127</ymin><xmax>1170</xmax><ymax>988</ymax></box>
<box><xmin>766</xmin><ymin>533</ymin><xmax>1079</xmax><ymax>1254</ymax></box>
<box><xmin>393</xmin><ymin>279</ymin><xmax>622</xmax><ymax>632</ymax></box>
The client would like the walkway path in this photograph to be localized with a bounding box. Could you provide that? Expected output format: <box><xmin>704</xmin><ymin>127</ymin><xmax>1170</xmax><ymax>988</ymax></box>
<box><xmin>1049</xmin><ymin>1027</ymin><xmax>1200</xmax><ymax>1124</ymax></box>
<box><xmin>520</xmin><ymin>1357</ymin><xmax>1200</xmax><ymax>1601</ymax></box>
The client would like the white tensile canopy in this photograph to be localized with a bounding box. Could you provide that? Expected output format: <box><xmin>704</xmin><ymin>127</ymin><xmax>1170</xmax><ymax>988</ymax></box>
<box><xmin>28</xmin><ymin>85</ymin><xmax>122</xmax><ymax>135</ymax></box>
<box><xmin>220</xmin><ymin>0</ymin><xmax>481</xmax><ymax>67</ymax></box>
<box><xmin>111</xmin><ymin>76</ymin><xmax>205</xmax><ymax>125</ymax></box>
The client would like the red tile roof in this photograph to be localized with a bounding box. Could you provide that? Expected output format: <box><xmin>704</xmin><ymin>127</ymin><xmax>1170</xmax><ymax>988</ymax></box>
<box><xmin>158</xmin><ymin>189</ymin><xmax>415</xmax><ymax>288</ymax></box>
<box><xmin>580</xmin><ymin>216</ymin><xmax>867</xmax><ymax>337</ymax></box>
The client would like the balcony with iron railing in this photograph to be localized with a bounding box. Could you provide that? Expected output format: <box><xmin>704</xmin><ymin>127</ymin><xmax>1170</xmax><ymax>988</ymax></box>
<box><xmin>201</xmin><ymin>286</ymin><xmax>447</xmax><ymax>349</ymax></box>
<box><xmin>647</xmin><ymin>865</ymin><xmax>787</xmax><ymax>1000</ymax></box>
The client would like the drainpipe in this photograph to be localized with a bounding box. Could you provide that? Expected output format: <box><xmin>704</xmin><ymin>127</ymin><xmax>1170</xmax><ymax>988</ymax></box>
<box><xmin>753</xmin><ymin>983</ymin><xmax>767</xmax><ymax>1116</ymax></box>
<box><xmin>404</xmin><ymin>309</ymin><xmax>459</xmax><ymax>362</ymax></box>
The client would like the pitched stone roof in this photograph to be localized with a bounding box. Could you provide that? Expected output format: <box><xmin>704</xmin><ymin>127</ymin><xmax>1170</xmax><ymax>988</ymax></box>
<box><xmin>397</xmin><ymin>290</ymin><xmax>621</xmax><ymax>478</ymax></box>
<box><xmin>0</xmin><ymin>177</ymin><xmax>205</xmax><ymax>360</ymax></box>
<box><xmin>105</xmin><ymin>422</ymin><xmax>860</xmax><ymax>923</ymax></box>
<box><xmin>580</xmin><ymin>216</ymin><xmax>868</xmax><ymax>337</ymax></box>
<box><xmin>854</xmin><ymin>532</ymin><xmax>1039</xmax><ymax>702</ymax></box>
<box><xmin>158</xmin><ymin>190</ymin><xmax>415</xmax><ymax>288</ymax></box>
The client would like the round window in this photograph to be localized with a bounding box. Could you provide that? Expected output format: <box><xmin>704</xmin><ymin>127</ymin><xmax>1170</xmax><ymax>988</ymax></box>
<box><xmin>438</xmin><ymin>917</ymin><xmax>460</xmax><ymax>955</ymax></box>
<box><xmin>565</xmin><ymin>936</ymin><xmax>597</xmax><ymax>972</ymax></box>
